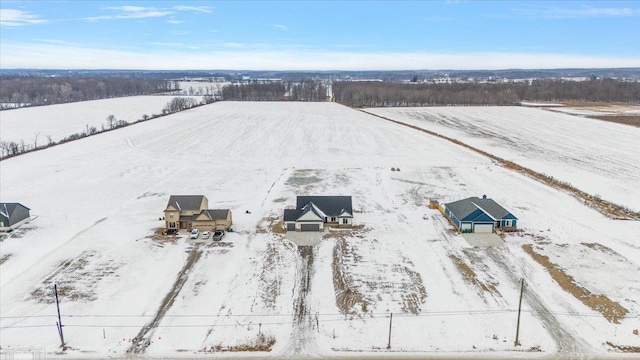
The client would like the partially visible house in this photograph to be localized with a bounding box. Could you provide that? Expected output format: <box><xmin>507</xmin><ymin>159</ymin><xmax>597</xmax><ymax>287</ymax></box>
<box><xmin>0</xmin><ymin>202</ymin><xmax>31</xmax><ymax>232</ymax></box>
<box><xmin>164</xmin><ymin>195</ymin><xmax>232</xmax><ymax>232</ymax></box>
<box><xmin>192</xmin><ymin>209</ymin><xmax>233</xmax><ymax>231</ymax></box>
<box><xmin>444</xmin><ymin>195</ymin><xmax>517</xmax><ymax>233</ymax></box>
<box><xmin>284</xmin><ymin>196</ymin><xmax>353</xmax><ymax>232</ymax></box>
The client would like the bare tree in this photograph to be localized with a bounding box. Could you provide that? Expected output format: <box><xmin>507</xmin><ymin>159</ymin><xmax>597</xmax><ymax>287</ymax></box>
<box><xmin>106</xmin><ymin>114</ymin><xmax>116</xmax><ymax>129</ymax></box>
<box><xmin>33</xmin><ymin>132</ymin><xmax>41</xmax><ymax>148</ymax></box>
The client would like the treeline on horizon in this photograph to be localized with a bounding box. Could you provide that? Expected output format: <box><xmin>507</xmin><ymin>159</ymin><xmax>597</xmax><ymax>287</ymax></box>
<box><xmin>222</xmin><ymin>80</ymin><xmax>328</xmax><ymax>101</ymax></box>
<box><xmin>0</xmin><ymin>77</ymin><xmax>177</xmax><ymax>107</ymax></box>
<box><xmin>332</xmin><ymin>79</ymin><xmax>640</xmax><ymax>107</ymax></box>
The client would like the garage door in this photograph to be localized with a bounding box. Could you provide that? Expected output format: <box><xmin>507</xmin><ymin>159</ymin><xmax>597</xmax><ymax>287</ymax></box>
<box><xmin>474</xmin><ymin>224</ymin><xmax>494</xmax><ymax>233</ymax></box>
<box><xmin>300</xmin><ymin>224</ymin><xmax>320</xmax><ymax>232</ymax></box>
<box><xmin>286</xmin><ymin>223</ymin><xmax>295</xmax><ymax>231</ymax></box>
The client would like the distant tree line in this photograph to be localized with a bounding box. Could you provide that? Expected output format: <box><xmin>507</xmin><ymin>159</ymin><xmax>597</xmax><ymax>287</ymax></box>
<box><xmin>0</xmin><ymin>97</ymin><xmax>204</xmax><ymax>159</ymax></box>
<box><xmin>332</xmin><ymin>79</ymin><xmax>640</xmax><ymax>107</ymax></box>
<box><xmin>0</xmin><ymin>77</ymin><xmax>177</xmax><ymax>108</ymax></box>
<box><xmin>221</xmin><ymin>81</ymin><xmax>328</xmax><ymax>101</ymax></box>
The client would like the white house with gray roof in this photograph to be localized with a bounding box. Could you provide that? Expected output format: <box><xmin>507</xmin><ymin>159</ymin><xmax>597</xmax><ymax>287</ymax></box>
<box><xmin>444</xmin><ymin>195</ymin><xmax>517</xmax><ymax>233</ymax></box>
<box><xmin>284</xmin><ymin>196</ymin><xmax>353</xmax><ymax>232</ymax></box>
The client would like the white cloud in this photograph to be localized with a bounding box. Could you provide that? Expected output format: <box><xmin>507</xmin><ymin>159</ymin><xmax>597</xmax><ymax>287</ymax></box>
<box><xmin>273</xmin><ymin>24</ymin><xmax>289</xmax><ymax>30</ymax></box>
<box><xmin>167</xmin><ymin>19</ymin><xmax>184</xmax><ymax>24</ymax></box>
<box><xmin>2</xmin><ymin>41</ymin><xmax>639</xmax><ymax>71</ymax></box>
<box><xmin>173</xmin><ymin>6</ymin><xmax>213</xmax><ymax>13</ymax></box>
<box><xmin>513</xmin><ymin>6</ymin><xmax>640</xmax><ymax>19</ymax></box>
<box><xmin>85</xmin><ymin>6</ymin><xmax>172</xmax><ymax>21</ymax></box>
<box><xmin>0</xmin><ymin>9</ymin><xmax>48</xmax><ymax>27</ymax></box>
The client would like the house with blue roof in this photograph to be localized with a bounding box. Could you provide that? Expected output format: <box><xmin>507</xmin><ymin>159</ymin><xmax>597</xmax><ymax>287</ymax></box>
<box><xmin>444</xmin><ymin>195</ymin><xmax>517</xmax><ymax>233</ymax></box>
<box><xmin>284</xmin><ymin>196</ymin><xmax>353</xmax><ymax>232</ymax></box>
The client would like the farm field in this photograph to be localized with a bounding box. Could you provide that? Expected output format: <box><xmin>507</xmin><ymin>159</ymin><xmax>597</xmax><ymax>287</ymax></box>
<box><xmin>364</xmin><ymin>106</ymin><xmax>640</xmax><ymax>212</ymax></box>
<box><xmin>0</xmin><ymin>95</ymin><xmax>202</xmax><ymax>146</ymax></box>
<box><xmin>1</xmin><ymin>102</ymin><xmax>639</xmax><ymax>359</ymax></box>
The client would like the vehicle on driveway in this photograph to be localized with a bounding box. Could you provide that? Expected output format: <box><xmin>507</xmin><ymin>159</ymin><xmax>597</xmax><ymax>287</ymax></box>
<box><xmin>201</xmin><ymin>231</ymin><xmax>210</xmax><ymax>239</ymax></box>
<box><xmin>212</xmin><ymin>229</ymin><xmax>225</xmax><ymax>241</ymax></box>
<box><xmin>189</xmin><ymin>229</ymin><xmax>199</xmax><ymax>239</ymax></box>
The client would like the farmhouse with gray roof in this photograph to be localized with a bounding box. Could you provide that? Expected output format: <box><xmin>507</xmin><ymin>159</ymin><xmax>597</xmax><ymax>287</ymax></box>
<box><xmin>284</xmin><ymin>196</ymin><xmax>353</xmax><ymax>232</ymax></box>
<box><xmin>0</xmin><ymin>202</ymin><xmax>31</xmax><ymax>232</ymax></box>
<box><xmin>444</xmin><ymin>195</ymin><xmax>517</xmax><ymax>233</ymax></box>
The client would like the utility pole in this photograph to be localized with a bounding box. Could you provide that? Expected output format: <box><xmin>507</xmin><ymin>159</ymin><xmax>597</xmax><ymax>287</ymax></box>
<box><xmin>54</xmin><ymin>284</ymin><xmax>65</xmax><ymax>348</ymax></box>
<box><xmin>387</xmin><ymin>313</ymin><xmax>393</xmax><ymax>349</ymax></box>
<box><xmin>514</xmin><ymin>278</ymin><xmax>524</xmax><ymax>346</ymax></box>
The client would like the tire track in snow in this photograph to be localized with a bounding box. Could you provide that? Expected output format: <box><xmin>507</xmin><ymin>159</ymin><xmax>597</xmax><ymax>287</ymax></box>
<box><xmin>127</xmin><ymin>244</ymin><xmax>202</xmax><ymax>354</ymax></box>
<box><xmin>482</xmin><ymin>248</ymin><xmax>592</xmax><ymax>355</ymax></box>
<box><xmin>283</xmin><ymin>245</ymin><xmax>320</xmax><ymax>357</ymax></box>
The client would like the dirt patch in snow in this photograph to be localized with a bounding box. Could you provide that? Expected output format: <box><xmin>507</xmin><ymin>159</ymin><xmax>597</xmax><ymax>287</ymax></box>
<box><xmin>256</xmin><ymin>216</ymin><xmax>286</xmax><ymax>235</ymax></box>
<box><xmin>449</xmin><ymin>254</ymin><xmax>500</xmax><ymax>298</ymax></box>
<box><xmin>258</xmin><ymin>241</ymin><xmax>291</xmax><ymax>310</ymax></box>
<box><xmin>581</xmin><ymin>242</ymin><xmax>625</xmax><ymax>258</ymax></box>
<box><xmin>522</xmin><ymin>244</ymin><xmax>628</xmax><ymax>323</ymax></box>
<box><xmin>30</xmin><ymin>250</ymin><xmax>121</xmax><ymax>303</ymax></box>
<box><xmin>588</xmin><ymin>115</ymin><xmax>640</xmax><ymax>127</ymax></box>
<box><xmin>332</xmin><ymin>233</ymin><xmax>427</xmax><ymax>315</ymax></box>
<box><xmin>147</xmin><ymin>227</ymin><xmax>180</xmax><ymax>243</ymax></box>
<box><xmin>201</xmin><ymin>333</ymin><xmax>276</xmax><ymax>352</ymax></box>
<box><xmin>606</xmin><ymin>342</ymin><xmax>640</xmax><ymax>353</ymax></box>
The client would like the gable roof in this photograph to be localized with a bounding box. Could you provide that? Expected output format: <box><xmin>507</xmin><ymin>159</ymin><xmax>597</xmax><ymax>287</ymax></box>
<box><xmin>165</xmin><ymin>195</ymin><xmax>206</xmax><ymax>211</ymax></box>
<box><xmin>198</xmin><ymin>209</ymin><xmax>230</xmax><ymax>221</ymax></box>
<box><xmin>296</xmin><ymin>196</ymin><xmax>353</xmax><ymax>217</ymax></box>
<box><xmin>0</xmin><ymin>203</ymin><xmax>30</xmax><ymax>224</ymax></box>
<box><xmin>284</xmin><ymin>209</ymin><xmax>304</xmax><ymax>222</ymax></box>
<box><xmin>445</xmin><ymin>196</ymin><xmax>517</xmax><ymax>221</ymax></box>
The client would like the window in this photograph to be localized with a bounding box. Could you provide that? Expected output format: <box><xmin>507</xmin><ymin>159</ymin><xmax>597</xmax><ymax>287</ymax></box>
<box><xmin>342</xmin><ymin>218</ymin><xmax>348</xmax><ymax>224</ymax></box>
<box><xmin>169</xmin><ymin>222</ymin><xmax>176</xmax><ymax>228</ymax></box>
<box><xmin>331</xmin><ymin>217</ymin><xmax>336</xmax><ymax>222</ymax></box>
<box><xmin>169</xmin><ymin>213</ymin><xmax>174</xmax><ymax>218</ymax></box>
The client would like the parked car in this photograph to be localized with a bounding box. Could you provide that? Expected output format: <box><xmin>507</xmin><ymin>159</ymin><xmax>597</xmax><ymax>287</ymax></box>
<box><xmin>201</xmin><ymin>231</ymin><xmax>210</xmax><ymax>239</ymax></box>
<box><xmin>189</xmin><ymin>229</ymin><xmax>199</xmax><ymax>239</ymax></box>
<box><xmin>212</xmin><ymin>229</ymin><xmax>225</xmax><ymax>241</ymax></box>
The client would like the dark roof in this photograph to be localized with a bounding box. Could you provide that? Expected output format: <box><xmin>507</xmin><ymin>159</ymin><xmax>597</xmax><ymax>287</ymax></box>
<box><xmin>445</xmin><ymin>196</ymin><xmax>516</xmax><ymax>221</ymax></box>
<box><xmin>295</xmin><ymin>196</ymin><xmax>353</xmax><ymax>216</ymax></box>
<box><xmin>0</xmin><ymin>203</ymin><xmax>30</xmax><ymax>225</ymax></box>
<box><xmin>199</xmin><ymin>209</ymin><xmax>230</xmax><ymax>220</ymax></box>
<box><xmin>166</xmin><ymin>195</ymin><xmax>206</xmax><ymax>211</ymax></box>
<box><xmin>284</xmin><ymin>209</ymin><xmax>303</xmax><ymax>222</ymax></box>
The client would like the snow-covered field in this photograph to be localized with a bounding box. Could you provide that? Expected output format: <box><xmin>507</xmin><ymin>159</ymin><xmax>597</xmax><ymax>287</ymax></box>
<box><xmin>0</xmin><ymin>95</ymin><xmax>202</xmax><ymax>146</ymax></box>
<box><xmin>365</xmin><ymin>106</ymin><xmax>640</xmax><ymax>212</ymax></box>
<box><xmin>1</xmin><ymin>102</ymin><xmax>639</xmax><ymax>359</ymax></box>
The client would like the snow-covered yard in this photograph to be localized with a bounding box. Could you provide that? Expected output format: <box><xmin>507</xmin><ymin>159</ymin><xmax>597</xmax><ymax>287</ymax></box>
<box><xmin>1</xmin><ymin>102</ymin><xmax>639</xmax><ymax>358</ymax></box>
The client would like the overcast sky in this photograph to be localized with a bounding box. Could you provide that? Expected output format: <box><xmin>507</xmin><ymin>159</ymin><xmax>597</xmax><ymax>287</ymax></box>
<box><xmin>1</xmin><ymin>0</ymin><xmax>639</xmax><ymax>70</ymax></box>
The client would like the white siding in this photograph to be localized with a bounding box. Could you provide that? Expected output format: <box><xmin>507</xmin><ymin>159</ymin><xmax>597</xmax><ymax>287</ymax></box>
<box><xmin>297</xmin><ymin>211</ymin><xmax>323</xmax><ymax>222</ymax></box>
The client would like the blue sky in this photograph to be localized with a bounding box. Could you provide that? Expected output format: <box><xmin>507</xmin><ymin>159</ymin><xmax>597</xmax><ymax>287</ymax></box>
<box><xmin>1</xmin><ymin>1</ymin><xmax>639</xmax><ymax>70</ymax></box>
